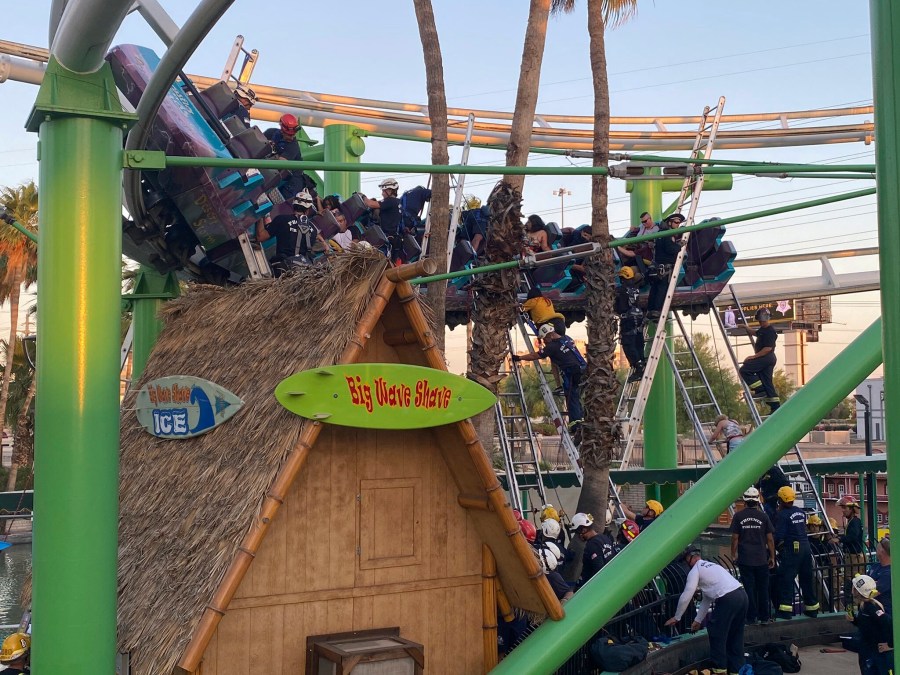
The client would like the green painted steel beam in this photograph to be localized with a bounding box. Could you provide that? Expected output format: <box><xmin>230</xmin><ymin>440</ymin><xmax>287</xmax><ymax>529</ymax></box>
<box><xmin>615</xmin><ymin>187</ymin><xmax>876</xmax><ymax>248</ymax></box>
<box><xmin>30</xmin><ymin>56</ymin><xmax>135</xmax><ymax>675</ymax></box>
<box><xmin>123</xmin><ymin>150</ymin><xmax>877</xmax><ymax>177</ymax></box>
<box><xmin>626</xmin><ymin>175</ymin><xmax>733</xmax><ymax>192</ymax></box>
<box><xmin>130</xmin><ymin>267</ymin><xmax>180</xmax><ymax>381</ymax></box>
<box><xmin>869</xmin><ymin>0</ymin><xmax>900</xmax><ymax>653</ymax></box>
<box><xmin>410</xmin><ymin>187</ymin><xmax>874</xmax><ymax>286</ymax></box>
<box><xmin>493</xmin><ymin>319</ymin><xmax>883</xmax><ymax>674</ymax></box>
<box><xmin>324</xmin><ymin>124</ymin><xmax>365</xmax><ymax>200</ymax></box>
<box><xmin>1</xmin><ymin>217</ymin><xmax>39</xmax><ymax>243</ymax></box>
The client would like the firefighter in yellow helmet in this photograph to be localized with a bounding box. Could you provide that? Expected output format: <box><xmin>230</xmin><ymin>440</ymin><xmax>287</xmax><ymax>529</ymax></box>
<box><xmin>0</xmin><ymin>631</ymin><xmax>30</xmax><ymax>673</ymax></box>
<box><xmin>773</xmin><ymin>486</ymin><xmax>819</xmax><ymax>619</ymax></box>
<box><xmin>622</xmin><ymin>499</ymin><xmax>663</xmax><ymax>531</ymax></box>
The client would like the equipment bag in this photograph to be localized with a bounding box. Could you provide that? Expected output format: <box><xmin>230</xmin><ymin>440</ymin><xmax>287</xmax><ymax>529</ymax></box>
<box><xmin>589</xmin><ymin>635</ymin><xmax>649</xmax><ymax>672</ymax></box>
<box><xmin>750</xmin><ymin>642</ymin><xmax>801</xmax><ymax>673</ymax></box>
<box><xmin>744</xmin><ymin>655</ymin><xmax>784</xmax><ymax>675</ymax></box>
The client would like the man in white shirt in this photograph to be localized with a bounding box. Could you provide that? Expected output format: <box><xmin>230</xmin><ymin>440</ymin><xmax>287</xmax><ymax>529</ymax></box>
<box><xmin>665</xmin><ymin>548</ymin><xmax>748</xmax><ymax>675</ymax></box>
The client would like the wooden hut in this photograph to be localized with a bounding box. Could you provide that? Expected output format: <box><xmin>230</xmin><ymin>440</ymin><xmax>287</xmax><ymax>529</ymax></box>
<box><xmin>117</xmin><ymin>250</ymin><xmax>563</xmax><ymax>675</ymax></box>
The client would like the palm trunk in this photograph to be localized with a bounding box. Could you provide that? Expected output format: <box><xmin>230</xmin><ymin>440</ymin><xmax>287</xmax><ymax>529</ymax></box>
<box><xmin>5</xmin><ymin>376</ymin><xmax>35</xmax><ymax>496</ymax></box>
<box><xmin>469</xmin><ymin>0</ymin><xmax>550</xmax><ymax>448</ymax></box>
<box><xmin>2</xmin><ymin>280</ymin><xmax>21</xmax><ymax>492</ymax></box>
<box><xmin>575</xmin><ymin>1</ymin><xmax>618</xmax><ymax>520</ymax></box>
<box><xmin>413</xmin><ymin>0</ymin><xmax>451</xmax><ymax>353</ymax></box>
<box><xmin>504</xmin><ymin>0</ymin><xmax>552</xmax><ymax>193</ymax></box>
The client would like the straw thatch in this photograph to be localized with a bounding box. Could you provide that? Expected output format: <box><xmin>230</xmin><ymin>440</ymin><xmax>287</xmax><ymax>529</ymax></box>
<box><xmin>117</xmin><ymin>250</ymin><xmax>390</xmax><ymax>675</ymax></box>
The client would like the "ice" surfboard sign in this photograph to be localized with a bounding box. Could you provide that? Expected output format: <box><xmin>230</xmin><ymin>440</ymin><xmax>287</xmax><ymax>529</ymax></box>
<box><xmin>275</xmin><ymin>364</ymin><xmax>496</xmax><ymax>429</ymax></box>
<box><xmin>136</xmin><ymin>376</ymin><xmax>244</xmax><ymax>439</ymax></box>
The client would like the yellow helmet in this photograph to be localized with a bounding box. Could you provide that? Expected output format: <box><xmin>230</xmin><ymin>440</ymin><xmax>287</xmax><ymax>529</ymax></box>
<box><xmin>829</xmin><ymin>517</ymin><xmax>839</xmax><ymax>530</ymax></box>
<box><xmin>645</xmin><ymin>499</ymin><xmax>664</xmax><ymax>517</ymax></box>
<box><xmin>807</xmin><ymin>514</ymin><xmax>823</xmax><ymax>526</ymax></box>
<box><xmin>0</xmin><ymin>632</ymin><xmax>30</xmax><ymax>663</ymax></box>
<box><xmin>618</xmin><ymin>266</ymin><xmax>635</xmax><ymax>281</ymax></box>
<box><xmin>464</xmin><ymin>195</ymin><xmax>481</xmax><ymax>210</ymax></box>
<box><xmin>777</xmin><ymin>486</ymin><xmax>796</xmax><ymax>503</ymax></box>
<box><xmin>540</xmin><ymin>504</ymin><xmax>560</xmax><ymax>523</ymax></box>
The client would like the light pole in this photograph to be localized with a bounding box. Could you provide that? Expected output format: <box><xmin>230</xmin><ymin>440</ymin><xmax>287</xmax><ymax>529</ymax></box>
<box><xmin>854</xmin><ymin>393</ymin><xmax>879</xmax><ymax>548</ymax></box>
<box><xmin>553</xmin><ymin>187</ymin><xmax>571</xmax><ymax>228</ymax></box>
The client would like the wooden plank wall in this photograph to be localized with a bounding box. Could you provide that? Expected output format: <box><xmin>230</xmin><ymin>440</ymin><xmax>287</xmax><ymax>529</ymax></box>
<box><xmin>200</xmin><ymin>323</ymin><xmax>486</xmax><ymax>675</ymax></box>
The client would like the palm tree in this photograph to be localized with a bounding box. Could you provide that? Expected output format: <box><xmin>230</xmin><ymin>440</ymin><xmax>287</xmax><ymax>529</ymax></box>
<box><xmin>576</xmin><ymin>0</ymin><xmax>638</xmax><ymax>520</ymax></box>
<box><xmin>469</xmin><ymin>0</ymin><xmax>573</xmax><ymax>446</ymax></box>
<box><xmin>412</xmin><ymin>0</ymin><xmax>451</xmax><ymax>351</ymax></box>
<box><xmin>1</xmin><ymin>339</ymin><xmax>35</xmax><ymax>496</ymax></box>
<box><xmin>0</xmin><ymin>181</ymin><xmax>38</xmax><ymax>491</ymax></box>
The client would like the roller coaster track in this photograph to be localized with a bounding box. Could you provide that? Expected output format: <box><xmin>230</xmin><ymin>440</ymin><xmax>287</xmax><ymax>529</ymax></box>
<box><xmin>0</xmin><ymin>38</ymin><xmax>874</xmax><ymax>152</ymax></box>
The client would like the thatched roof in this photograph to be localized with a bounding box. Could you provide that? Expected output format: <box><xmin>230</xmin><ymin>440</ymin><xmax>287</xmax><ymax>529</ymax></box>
<box><xmin>117</xmin><ymin>249</ymin><xmax>561</xmax><ymax>675</ymax></box>
<box><xmin>117</xmin><ymin>251</ymin><xmax>390</xmax><ymax>675</ymax></box>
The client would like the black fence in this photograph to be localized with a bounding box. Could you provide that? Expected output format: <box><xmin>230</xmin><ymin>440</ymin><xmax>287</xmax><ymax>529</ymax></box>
<box><xmin>502</xmin><ymin>549</ymin><xmax>873</xmax><ymax>675</ymax></box>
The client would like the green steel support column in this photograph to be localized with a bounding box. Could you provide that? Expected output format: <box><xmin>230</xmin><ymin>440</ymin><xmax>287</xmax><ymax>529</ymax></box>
<box><xmin>645</xmin><ymin>319</ymin><xmax>679</xmax><ymax>506</ymax></box>
<box><xmin>323</xmin><ymin>124</ymin><xmax>365</xmax><ymax>199</ymax></box>
<box><xmin>129</xmin><ymin>267</ymin><xmax>180</xmax><ymax>381</ymax></box>
<box><xmin>870</xmin><ymin>0</ymin><xmax>900</xmax><ymax>652</ymax></box>
<box><xmin>493</xmin><ymin>320</ymin><xmax>883</xmax><ymax>674</ymax></box>
<box><xmin>629</xmin><ymin>170</ymin><xmax>679</xmax><ymax>506</ymax></box>
<box><xmin>27</xmin><ymin>57</ymin><xmax>137</xmax><ymax>675</ymax></box>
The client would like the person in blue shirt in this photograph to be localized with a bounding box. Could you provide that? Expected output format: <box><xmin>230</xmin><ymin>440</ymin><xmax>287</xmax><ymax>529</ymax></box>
<box><xmin>512</xmin><ymin>323</ymin><xmax>586</xmax><ymax>431</ymax></box>
<box><xmin>773</xmin><ymin>486</ymin><xmax>820</xmax><ymax>619</ymax></box>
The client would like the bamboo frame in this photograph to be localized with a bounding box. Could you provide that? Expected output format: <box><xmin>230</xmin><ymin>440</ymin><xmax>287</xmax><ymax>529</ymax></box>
<box><xmin>482</xmin><ymin>545</ymin><xmax>499</xmax><ymax>673</ymax></box>
<box><xmin>394</xmin><ymin>280</ymin><xmax>564</xmax><ymax>621</ymax></box>
<box><xmin>177</xmin><ymin>273</ymin><xmax>399</xmax><ymax>673</ymax></box>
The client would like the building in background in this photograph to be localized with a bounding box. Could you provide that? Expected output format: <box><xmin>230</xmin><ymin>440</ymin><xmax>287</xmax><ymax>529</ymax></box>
<box><xmin>856</xmin><ymin>377</ymin><xmax>885</xmax><ymax>441</ymax></box>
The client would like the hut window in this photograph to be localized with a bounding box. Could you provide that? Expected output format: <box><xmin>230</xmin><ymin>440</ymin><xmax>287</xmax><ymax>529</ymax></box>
<box><xmin>306</xmin><ymin>628</ymin><xmax>424</xmax><ymax>674</ymax></box>
<box><xmin>358</xmin><ymin>478</ymin><xmax>422</xmax><ymax>570</ymax></box>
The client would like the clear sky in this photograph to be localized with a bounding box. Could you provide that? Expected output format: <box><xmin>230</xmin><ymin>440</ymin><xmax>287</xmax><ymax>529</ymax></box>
<box><xmin>0</xmin><ymin>1</ymin><xmax>882</xmax><ymax>382</ymax></box>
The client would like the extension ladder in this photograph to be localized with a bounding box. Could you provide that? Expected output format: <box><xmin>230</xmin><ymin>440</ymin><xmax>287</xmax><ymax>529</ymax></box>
<box><xmin>716</xmin><ymin>286</ymin><xmax>835</xmax><ymax>534</ymax></box>
<box><xmin>617</xmin><ymin>97</ymin><xmax>726</xmax><ymax>471</ymax></box>
<box><xmin>237</xmin><ymin>231</ymin><xmax>272</xmax><ymax>280</ymax></box>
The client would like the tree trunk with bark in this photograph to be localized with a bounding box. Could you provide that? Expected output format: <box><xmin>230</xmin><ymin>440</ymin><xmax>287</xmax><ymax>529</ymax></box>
<box><xmin>575</xmin><ymin>1</ymin><xmax>619</xmax><ymax>521</ymax></box>
<box><xmin>413</xmin><ymin>0</ymin><xmax>451</xmax><ymax>353</ymax></box>
<box><xmin>3</xmin><ymin>279</ymin><xmax>21</xmax><ymax>492</ymax></box>
<box><xmin>503</xmin><ymin>0</ymin><xmax>552</xmax><ymax>193</ymax></box>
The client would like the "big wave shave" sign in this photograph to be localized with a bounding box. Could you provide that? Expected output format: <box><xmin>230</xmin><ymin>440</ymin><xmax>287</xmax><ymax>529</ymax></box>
<box><xmin>136</xmin><ymin>376</ymin><xmax>244</xmax><ymax>439</ymax></box>
<box><xmin>274</xmin><ymin>364</ymin><xmax>496</xmax><ymax>429</ymax></box>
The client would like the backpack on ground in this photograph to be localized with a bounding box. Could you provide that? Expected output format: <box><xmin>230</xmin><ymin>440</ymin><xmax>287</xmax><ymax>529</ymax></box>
<box><xmin>744</xmin><ymin>654</ymin><xmax>784</xmax><ymax>675</ymax></box>
<box><xmin>589</xmin><ymin>635</ymin><xmax>648</xmax><ymax>672</ymax></box>
<box><xmin>750</xmin><ymin>642</ymin><xmax>801</xmax><ymax>673</ymax></box>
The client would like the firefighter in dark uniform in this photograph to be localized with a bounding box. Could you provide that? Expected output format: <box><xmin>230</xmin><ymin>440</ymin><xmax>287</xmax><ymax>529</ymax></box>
<box><xmin>513</xmin><ymin>324</ymin><xmax>586</xmax><ymax>430</ymax></box>
<box><xmin>614</xmin><ymin>284</ymin><xmax>646</xmax><ymax>381</ymax></box>
<box><xmin>739</xmin><ymin>307</ymin><xmax>781</xmax><ymax>413</ymax></box>
<box><xmin>256</xmin><ymin>190</ymin><xmax>318</xmax><ymax>276</ymax></box>
<box><xmin>757</xmin><ymin>463</ymin><xmax>791</xmax><ymax>524</ymax></box>
<box><xmin>773</xmin><ymin>486</ymin><xmax>820</xmax><ymax>619</ymax></box>
<box><xmin>571</xmin><ymin>512</ymin><xmax>615</xmax><ymax>587</ymax></box>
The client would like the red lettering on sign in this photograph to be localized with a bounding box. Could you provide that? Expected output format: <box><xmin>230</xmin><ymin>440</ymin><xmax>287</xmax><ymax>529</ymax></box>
<box><xmin>415</xmin><ymin>379</ymin><xmax>453</xmax><ymax>410</ymax></box>
<box><xmin>345</xmin><ymin>376</ymin><xmax>373</xmax><ymax>413</ymax></box>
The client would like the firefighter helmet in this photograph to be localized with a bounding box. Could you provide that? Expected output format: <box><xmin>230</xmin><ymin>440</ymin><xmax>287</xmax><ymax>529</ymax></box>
<box><xmin>0</xmin><ymin>633</ymin><xmax>30</xmax><ymax>663</ymax></box>
<box><xmin>777</xmin><ymin>486</ymin><xmax>796</xmax><ymax>503</ymax></box>
<box><xmin>852</xmin><ymin>574</ymin><xmax>878</xmax><ymax>599</ymax></box>
<box><xmin>621</xmin><ymin>519</ymin><xmax>640</xmax><ymax>542</ymax></box>
<box><xmin>541</xmin><ymin>518</ymin><xmax>561</xmax><ymax>540</ymax></box>
<box><xmin>571</xmin><ymin>512</ymin><xmax>594</xmax><ymax>530</ymax></box>
<box><xmin>837</xmin><ymin>495</ymin><xmax>860</xmax><ymax>509</ymax></box>
<box><xmin>279</xmin><ymin>113</ymin><xmax>299</xmax><ymax>136</ymax></box>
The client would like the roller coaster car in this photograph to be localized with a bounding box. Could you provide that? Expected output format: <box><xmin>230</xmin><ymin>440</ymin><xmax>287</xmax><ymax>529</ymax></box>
<box><xmin>107</xmin><ymin>44</ymin><xmax>288</xmax><ymax>283</ymax></box>
<box><xmin>444</xmin><ymin>221</ymin><xmax>737</xmax><ymax>329</ymax></box>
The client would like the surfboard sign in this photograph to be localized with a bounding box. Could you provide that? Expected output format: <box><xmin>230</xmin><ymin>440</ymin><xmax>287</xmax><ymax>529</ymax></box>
<box><xmin>135</xmin><ymin>376</ymin><xmax>244</xmax><ymax>439</ymax></box>
<box><xmin>275</xmin><ymin>363</ymin><xmax>496</xmax><ymax>429</ymax></box>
